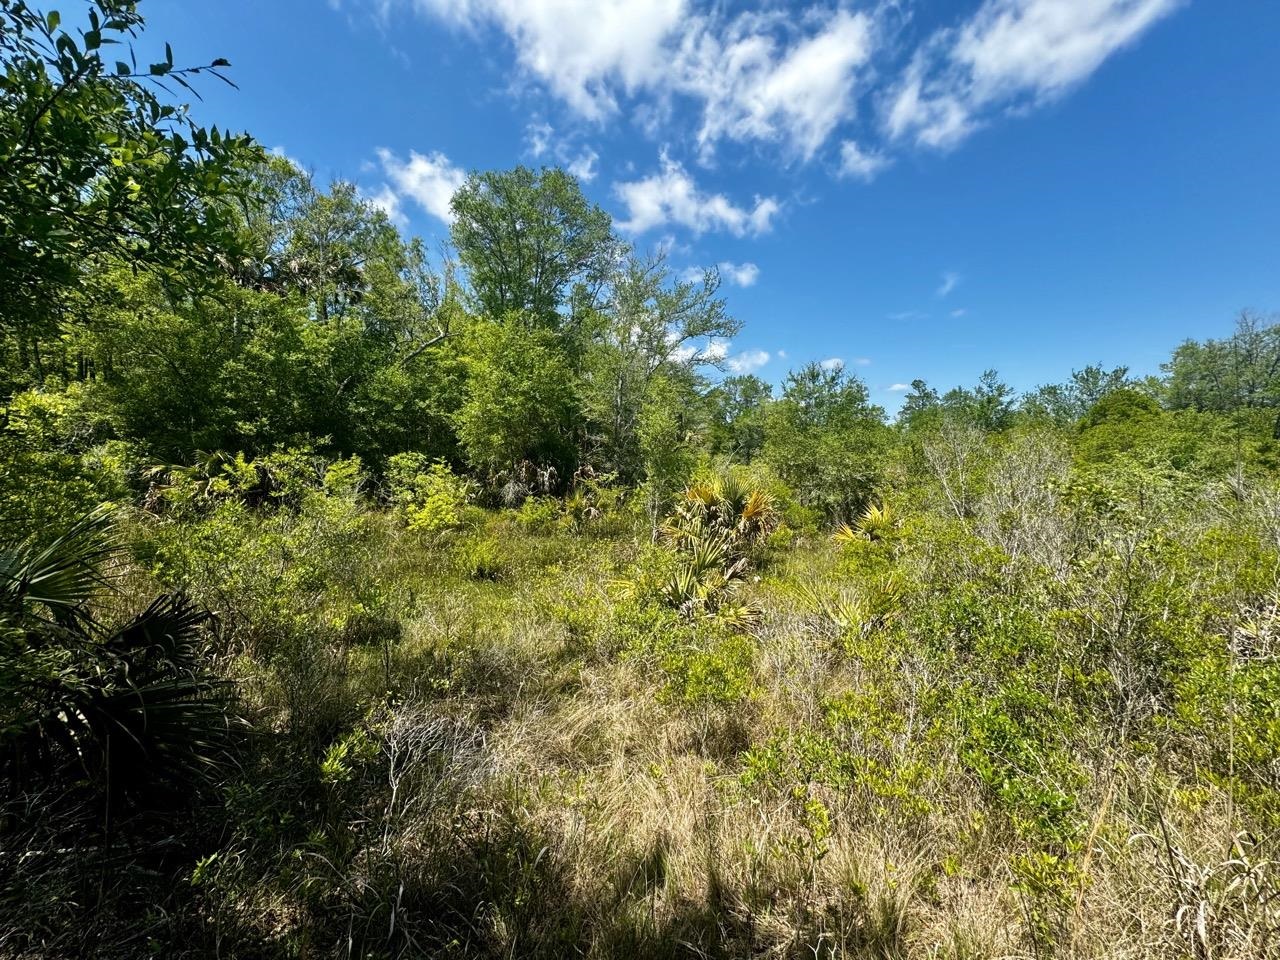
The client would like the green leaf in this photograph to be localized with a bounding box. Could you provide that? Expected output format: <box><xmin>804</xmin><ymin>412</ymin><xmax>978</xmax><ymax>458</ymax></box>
<box><xmin>46</xmin><ymin>10</ymin><xmax>61</xmax><ymax>32</ymax></box>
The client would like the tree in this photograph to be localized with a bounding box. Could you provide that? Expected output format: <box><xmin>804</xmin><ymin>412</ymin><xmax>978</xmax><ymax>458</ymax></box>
<box><xmin>1022</xmin><ymin>364</ymin><xmax>1131</xmax><ymax>424</ymax></box>
<box><xmin>941</xmin><ymin>369</ymin><xmax>1016</xmax><ymax>432</ymax></box>
<box><xmin>1164</xmin><ymin>312</ymin><xmax>1280</xmax><ymax>416</ymax></box>
<box><xmin>453</xmin><ymin>319</ymin><xmax>581</xmax><ymax>476</ymax></box>
<box><xmin>0</xmin><ymin>1</ymin><xmax>260</xmax><ymax>346</ymax></box>
<box><xmin>706</xmin><ymin>374</ymin><xmax>772</xmax><ymax>461</ymax></box>
<box><xmin>449</xmin><ymin>166</ymin><xmax>617</xmax><ymax>328</ymax></box>
<box><xmin>897</xmin><ymin>378</ymin><xmax>941</xmax><ymax>428</ymax></box>
<box><xmin>581</xmin><ymin>256</ymin><xmax>740</xmax><ymax>479</ymax></box>
<box><xmin>762</xmin><ymin>362</ymin><xmax>889</xmax><ymax>522</ymax></box>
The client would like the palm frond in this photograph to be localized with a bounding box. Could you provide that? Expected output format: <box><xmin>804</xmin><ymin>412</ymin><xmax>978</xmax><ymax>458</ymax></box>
<box><xmin>0</xmin><ymin>506</ymin><xmax>118</xmax><ymax>626</ymax></box>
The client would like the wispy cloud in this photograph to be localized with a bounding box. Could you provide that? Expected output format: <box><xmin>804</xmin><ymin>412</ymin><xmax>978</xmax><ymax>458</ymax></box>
<box><xmin>838</xmin><ymin>140</ymin><xmax>890</xmax><ymax>181</ymax></box>
<box><xmin>819</xmin><ymin>357</ymin><xmax>845</xmax><ymax>371</ymax></box>
<box><xmin>614</xmin><ymin>151</ymin><xmax>780</xmax><ymax>236</ymax></box>
<box><xmin>383</xmin><ymin>2</ymin><xmax>876</xmax><ymax>163</ymax></box>
<box><xmin>357</xmin><ymin>0</ymin><xmax>1181</xmax><ymax>171</ymax></box>
<box><xmin>885</xmin><ymin>0</ymin><xmax>1184</xmax><ymax>150</ymax></box>
<box><xmin>937</xmin><ymin>270</ymin><xmax>961</xmax><ymax>297</ymax></box>
<box><xmin>525</xmin><ymin>121</ymin><xmax>600</xmax><ymax>182</ymax></box>
<box><xmin>887</xmin><ymin>382</ymin><xmax>911</xmax><ymax>392</ymax></box>
<box><xmin>567</xmin><ymin>148</ymin><xmax>599</xmax><ymax>182</ymax></box>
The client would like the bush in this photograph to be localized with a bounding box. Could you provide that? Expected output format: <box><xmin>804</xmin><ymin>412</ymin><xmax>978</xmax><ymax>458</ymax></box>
<box><xmin>387</xmin><ymin>453</ymin><xmax>476</xmax><ymax>533</ymax></box>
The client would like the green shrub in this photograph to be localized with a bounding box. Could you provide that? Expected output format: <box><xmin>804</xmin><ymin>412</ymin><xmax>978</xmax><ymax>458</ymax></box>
<box><xmin>387</xmin><ymin>454</ymin><xmax>476</xmax><ymax>533</ymax></box>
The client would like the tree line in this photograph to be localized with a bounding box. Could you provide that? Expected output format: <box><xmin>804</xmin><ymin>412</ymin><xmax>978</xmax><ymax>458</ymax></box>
<box><xmin>3</xmin><ymin>0</ymin><xmax>1279</xmax><ymax>541</ymax></box>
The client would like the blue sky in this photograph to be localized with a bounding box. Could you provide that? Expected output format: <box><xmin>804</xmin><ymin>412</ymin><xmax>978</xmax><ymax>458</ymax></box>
<box><xmin>145</xmin><ymin>0</ymin><xmax>1279</xmax><ymax>402</ymax></box>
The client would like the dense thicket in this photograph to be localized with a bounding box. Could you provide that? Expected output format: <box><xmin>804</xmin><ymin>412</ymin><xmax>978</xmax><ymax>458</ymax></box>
<box><xmin>2</xmin><ymin>5</ymin><xmax>1277</xmax><ymax>959</ymax></box>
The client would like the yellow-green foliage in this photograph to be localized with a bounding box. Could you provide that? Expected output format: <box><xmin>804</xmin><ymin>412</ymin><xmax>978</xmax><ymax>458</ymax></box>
<box><xmin>387</xmin><ymin>453</ymin><xmax>476</xmax><ymax>533</ymax></box>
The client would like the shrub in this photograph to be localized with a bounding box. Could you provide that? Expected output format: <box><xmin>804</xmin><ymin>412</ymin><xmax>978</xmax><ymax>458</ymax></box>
<box><xmin>387</xmin><ymin>454</ymin><xmax>476</xmax><ymax>533</ymax></box>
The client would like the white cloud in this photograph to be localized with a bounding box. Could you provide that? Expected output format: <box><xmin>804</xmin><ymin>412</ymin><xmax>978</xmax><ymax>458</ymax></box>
<box><xmin>683</xmin><ymin>9</ymin><xmax>876</xmax><ymax>161</ymax></box>
<box><xmin>887</xmin><ymin>382</ymin><xmax>911</xmax><ymax>391</ymax></box>
<box><xmin>669</xmin><ymin>332</ymin><xmax>729</xmax><ymax>365</ymax></box>
<box><xmin>777</xmin><ymin>349</ymin><xmax>788</xmax><ymax>359</ymax></box>
<box><xmin>951</xmin><ymin>307</ymin><xmax>969</xmax><ymax>318</ymax></box>
<box><xmin>415</xmin><ymin>0</ymin><xmax>688</xmax><ymax>121</ymax></box>
<box><xmin>525</xmin><ymin>121</ymin><xmax>554</xmax><ymax>157</ymax></box>
<box><xmin>614</xmin><ymin>152</ymin><xmax>780</xmax><ymax>236</ymax></box>
<box><xmin>886</xmin><ymin>0</ymin><xmax>1183</xmax><ymax>149</ymax></box>
<box><xmin>269</xmin><ymin>145</ymin><xmax>306</xmax><ymax>170</ymax></box>
<box><xmin>838</xmin><ymin>140</ymin><xmax>890</xmax><ymax>181</ymax></box>
<box><xmin>389</xmin><ymin>1</ymin><xmax>878</xmax><ymax>161</ymax></box>
<box><xmin>937</xmin><ymin>270</ymin><xmax>961</xmax><ymax>297</ymax></box>
<box><xmin>373</xmin><ymin>147</ymin><xmax>467</xmax><ymax>224</ymax></box>
<box><xmin>719</xmin><ymin>261</ymin><xmax>760</xmax><ymax>287</ymax></box>
<box><xmin>726</xmin><ymin>349</ymin><xmax>770</xmax><ymax>374</ymax></box>
<box><xmin>525</xmin><ymin>121</ymin><xmax>601</xmax><ymax>182</ymax></box>
<box><xmin>567</xmin><ymin>148</ymin><xmax>599</xmax><ymax>182</ymax></box>
<box><xmin>853</xmin><ymin>357</ymin><xmax>872</xmax><ymax>366</ymax></box>
<box><xmin>366</xmin><ymin>184</ymin><xmax>407</xmax><ymax>226</ymax></box>
<box><xmin>819</xmin><ymin>357</ymin><xmax>844</xmax><ymax>371</ymax></box>
<box><xmin>350</xmin><ymin>0</ymin><xmax>1184</xmax><ymax>193</ymax></box>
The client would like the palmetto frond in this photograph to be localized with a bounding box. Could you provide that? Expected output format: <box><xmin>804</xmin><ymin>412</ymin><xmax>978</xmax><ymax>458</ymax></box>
<box><xmin>0</xmin><ymin>506</ymin><xmax>117</xmax><ymax>626</ymax></box>
<box><xmin>857</xmin><ymin>501</ymin><xmax>896</xmax><ymax>541</ymax></box>
<box><xmin>2</xmin><ymin>512</ymin><xmax>238</xmax><ymax>809</ymax></box>
<box><xmin>832</xmin><ymin>501</ymin><xmax>897</xmax><ymax>544</ymax></box>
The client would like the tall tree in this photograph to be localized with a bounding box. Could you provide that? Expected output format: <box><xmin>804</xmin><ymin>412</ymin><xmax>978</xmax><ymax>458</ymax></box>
<box><xmin>581</xmin><ymin>257</ymin><xmax>739</xmax><ymax>479</ymax></box>
<box><xmin>762</xmin><ymin>362</ymin><xmax>889</xmax><ymax>522</ymax></box>
<box><xmin>1164</xmin><ymin>311</ymin><xmax>1280</xmax><ymax>416</ymax></box>
<box><xmin>1022</xmin><ymin>364</ymin><xmax>1131</xmax><ymax>424</ymax></box>
<box><xmin>449</xmin><ymin>166</ymin><xmax>617</xmax><ymax>328</ymax></box>
<box><xmin>706</xmin><ymin>374</ymin><xmax>772</xmax><ymax>462</ymax></box>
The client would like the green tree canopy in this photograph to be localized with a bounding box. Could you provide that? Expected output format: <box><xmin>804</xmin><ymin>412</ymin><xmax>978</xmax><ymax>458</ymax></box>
<box><xmin>449</xmin><ymin>166</ymin><xmax>617</xmax><ymax>328</ymax></box>
<box><xmin>0</xmin><ymin>0</ymin><xmax>260</xmax><ymax>340</ymax></box>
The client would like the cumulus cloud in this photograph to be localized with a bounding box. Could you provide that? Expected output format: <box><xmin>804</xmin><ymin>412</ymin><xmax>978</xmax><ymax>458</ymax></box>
<box><xmin>719</xmin><ymin>261</ymin><xmax>760</xmax><ymax>287</ymax></box>
<box><xmin>614</xmin><ymin>152</ymin><xmax>780</xmax><ymax>236</ymax></box>
<box><xmin>682</xmin><ymin>9</ymin><xmax>876</xmax><ymax>161</ymax></box>
<box><xmin>819</xmin><ymin>357</ymin><xmax>845</xmax><ymax>371</ymax></box>
<box><xmin>346</xmin><ymin>0</ymin><xmax>1185</xmax><ymax>214</ymax></box>
<box><xmin>365</xmin><ymin>184</ymin><xmax>407</xmax><ymax>226</ymax></box>
<box><xmin>726</xmin><ymin>349</ymin><xmax>771</xmax><ymax>374</ymax></box>
<box><xmin>415</xmin><ymin>0</ymin><xmax>688</xmax><ymax>121</ymax></box>
<box><xmin>381</xmin><ymin>1</ymin><xmax>878</xmax><ymax>161</ymax></box>
<box><xmin>887</xmin><ymin>382</ymin><xmax>911</xmax><ymax>391</ymax></box>
<box><xmin>372</xmin><ymin>147</ymin><xmax>467</xmax><ymax>224</ymax></box>
<box><xmin>885</xmin><ymin>0</ymin><xmax>1183</xmax><ymax>149</ymax></box>
<box><xmin>567</xmin><ymin>148</ymin><xmax>599</xmax><ymax>182</ymax></box>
